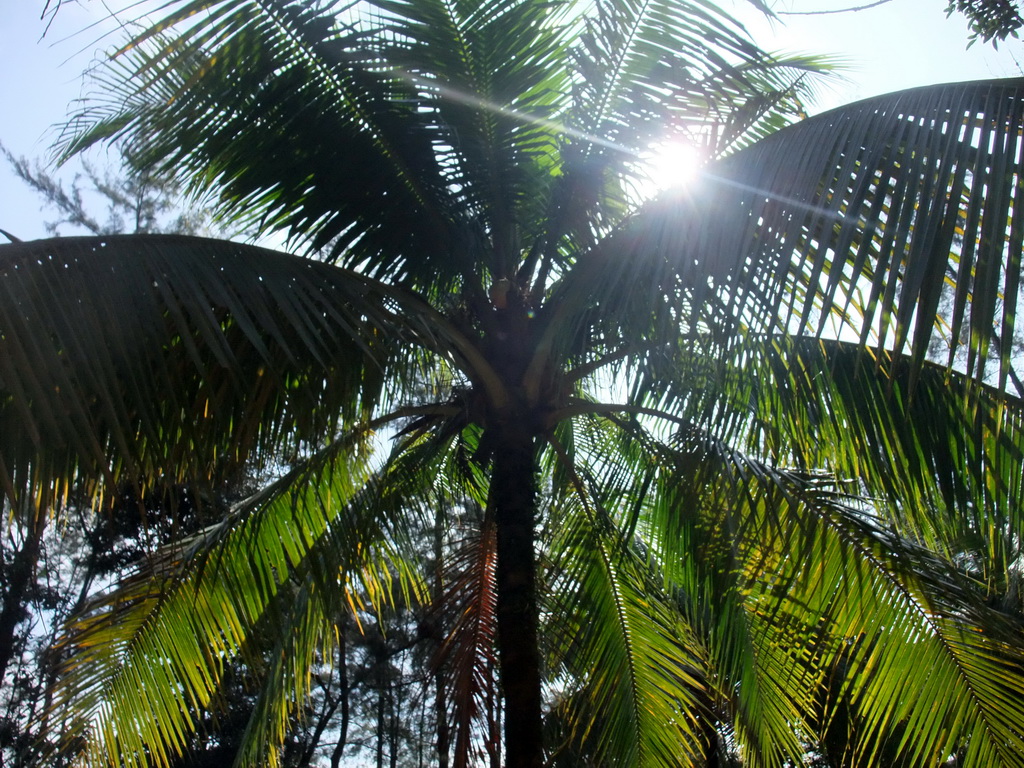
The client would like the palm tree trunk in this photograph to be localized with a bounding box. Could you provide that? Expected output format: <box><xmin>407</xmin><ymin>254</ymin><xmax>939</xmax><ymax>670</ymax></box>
<box><xmin>489</xmin><ymin>423</ymin><xmax>543</xmax><ymax>768</ymax></box>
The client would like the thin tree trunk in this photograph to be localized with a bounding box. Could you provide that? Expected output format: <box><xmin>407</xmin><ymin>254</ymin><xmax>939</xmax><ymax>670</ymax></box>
<box><xmin>330</xmin><ymin>624</ymin><xmax>351</xmax><ymax>768</ymax></box>
<box><xmin>298</xmin><ymin>672</ymin><xmax>342</xmax><ymax>766</ymax></box>
<box><xmin>0</xmin><ymin>509</ymin><xmax>45</xmax><ymax>686</ymax></box>
<box><xmin>376</xmin><ymin>649</ymin><xmax>386</xmax><ymax>768</ymax></box>
<box><xmin>489</xmin><ymin>424</ymin><xmax>543</xmax><ymax>768</ymax></box>
<box><xmin>389</xmin><ymin>662</ymin><xmax>401</xmax><ymax>768</ymax></box>
<box><xmin>432</xmin><ymin>519</ymin><xmax>450</xmax><ymax>768</ymax></box>
<box><xmin>433</xmin><ymin>667</ymin><xmax>450</xmax><ymax>768</ymax></box>
<box><xmin>418</xmin><ymin>672</ymin><xmax>428</xmax><ymax>768</ymax></box>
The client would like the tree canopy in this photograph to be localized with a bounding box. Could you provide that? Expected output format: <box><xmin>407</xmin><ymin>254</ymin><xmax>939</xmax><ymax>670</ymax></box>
<box><xmin>946</xmin><ymin>0</ymin><xmax>1022</xmax><ymax>42</ymax></box>
<box><xmin>5</xmin><ymin>2</ymin><xmax>1024</xmax><ymax>768</ymax></box>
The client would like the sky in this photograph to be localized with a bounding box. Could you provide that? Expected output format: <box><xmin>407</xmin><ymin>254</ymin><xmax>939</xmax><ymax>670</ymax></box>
<box><xmin>1</xmin><ymin>0</ymin><xmax>1022</xmax><ymax>241</ymax></box>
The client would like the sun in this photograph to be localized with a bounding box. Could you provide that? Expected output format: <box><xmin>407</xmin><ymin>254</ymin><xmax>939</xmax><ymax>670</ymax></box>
<box><xmin>637</xmin><ymin>140</ymin><xmax>705</xmax><ymax>196</ymax></box>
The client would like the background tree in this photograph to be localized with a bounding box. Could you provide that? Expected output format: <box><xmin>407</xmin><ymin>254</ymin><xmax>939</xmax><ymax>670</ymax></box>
<box><xmin>948</xmin><ymin>0</ymin><xmax>1024</xmax><ymax>42</ymax></box>
<box><xmin>6</xmin><ymin>2</ymin><xmax>1024</xmax><ymax>768</ymax></box>
<box><xmin>1</xmin><ymin>143</ymin><xmax>211</xmax><ymax>237</ymax></box>
<box><xmin>774</xmin><ymin>0</ymin><xmax>1023</xmax><ymax>45</ymax></box>
<box><xmin>0</xmin><ymin>155</ymin><xmax>233</xmax><ymax>768</ymax></box>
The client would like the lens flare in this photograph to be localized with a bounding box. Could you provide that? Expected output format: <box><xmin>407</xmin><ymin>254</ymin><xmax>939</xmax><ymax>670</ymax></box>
<box><xmin>642</xmin><ymin>141</ymin><xmax>704</xmax><ymax>192</ymax></box>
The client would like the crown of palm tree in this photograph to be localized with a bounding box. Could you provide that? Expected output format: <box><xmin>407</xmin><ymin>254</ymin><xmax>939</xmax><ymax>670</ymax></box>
<box><xmin>4</xmin><ymin>1</ymin><xmax>1024</xmax><ymax>767</ymax></box>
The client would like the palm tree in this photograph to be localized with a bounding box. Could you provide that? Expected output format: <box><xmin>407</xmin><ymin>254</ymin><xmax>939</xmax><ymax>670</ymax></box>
<box><xmin>5</xmin><ymin>0</ymin><xmax>1024</xmax><ymax>766</ymax></box>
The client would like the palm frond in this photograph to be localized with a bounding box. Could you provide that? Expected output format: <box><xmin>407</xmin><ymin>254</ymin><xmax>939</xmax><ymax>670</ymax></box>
<box><xmin>372</xmin><ymin>0</ymin><xmax>570</xmax><ymax>280</ymax></box>
<box><xmin>543</xmin><ymin>423</ymin><xmax>713</xmax><ymax>767</ymax></box>
<box><xmin>51</xmin><ymin>415</ymin><xmax>464</xmax><ymax>768</ymax></box>
<box><xmin>628</xmin><ymin>79</ymin><xmax>1024</xmax><ymax>388</ymax></box>
<box><xmin>534</xmin><ymin>81</ymin><xmax>1024</xmax><ymax>409</ymax></box>
<box><xmin>632</xmin><ymin>335</ymin><xmax>1024</xmax><ymax>594</ymax></box>
<box><xmin>60</xmin><ymin>1</ymin><xmax>467</xmax><ymax>285</ymax></box>
<box><xmin>51</xmin><ymin>438</ymin><xmax>368</xmax><ymax>768</ymax></box>
<box><xmin>431</xmin><ymin>507</ymin><xmax>500</xmax><ymax>768</ymax></box>
<box><xmin>230</xmin><ymin>578</ymin><xmax>333</xmax><ymax>768</ymax></box>
<box><xmin>640</xmin><ymin>425</ymin><xmax>1024</xmax><ymax>768</ymax></box>
<box><xmin>536</xmin><ymin>400</ymin><xmax>1024</xmax><ymax>766</ymax></box>
<box><xmin>567</xmin><ymin>0</ymin><xmax>824</xmax><ymax>160</ymax></box>
<box><xmin>0</xmin><ymin>235</ymin><xmax>494</xmax><ymax>509</ymax></box>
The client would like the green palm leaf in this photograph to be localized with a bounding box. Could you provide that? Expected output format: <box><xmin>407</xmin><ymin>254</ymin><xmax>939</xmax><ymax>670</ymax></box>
<box><xmin>62</xmin><ymin>1</ymin><xmax>465</xmax><ymax>282</ymax></box>
<box><xmin>545</xmin><ymin>492</ymin><xmax>712</xmax><ymax>767</ymax></box>
<box><xmin>635</xmin><ymin>334</ymin><xmax>1024</xmax><ymax>591</ymax></box>
<box><xmin>622</xmin><ymin>80</ymin><xmax>1024</xmax><ymax>387</ymax></box>
<box><xmin>631</xmin><ymin>419</ymin><xmax>1024</xmax><ymax>767</ymax></box>
<box><xmin>0</xmin><ymin>234</ymin><xmax>496</xmax><ymax>507</ymax></box>
<box><xmin>52</xmin><ymin>425</ymin><xmax>447</xmax><ymax>768</ymax></box>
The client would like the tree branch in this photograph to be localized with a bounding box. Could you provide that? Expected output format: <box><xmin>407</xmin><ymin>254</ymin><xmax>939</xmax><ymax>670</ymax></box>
<box><xmin>778</xmin><ymin>0</ymin><xmax>893</xmax><ymax>15</ymax></box>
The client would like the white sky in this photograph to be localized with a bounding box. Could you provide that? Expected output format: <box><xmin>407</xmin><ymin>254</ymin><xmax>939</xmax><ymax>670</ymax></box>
<box><xmin>0</xmin><ymin>0</ymin><xmax>1022</xmax><ymax>241</ymax></box>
